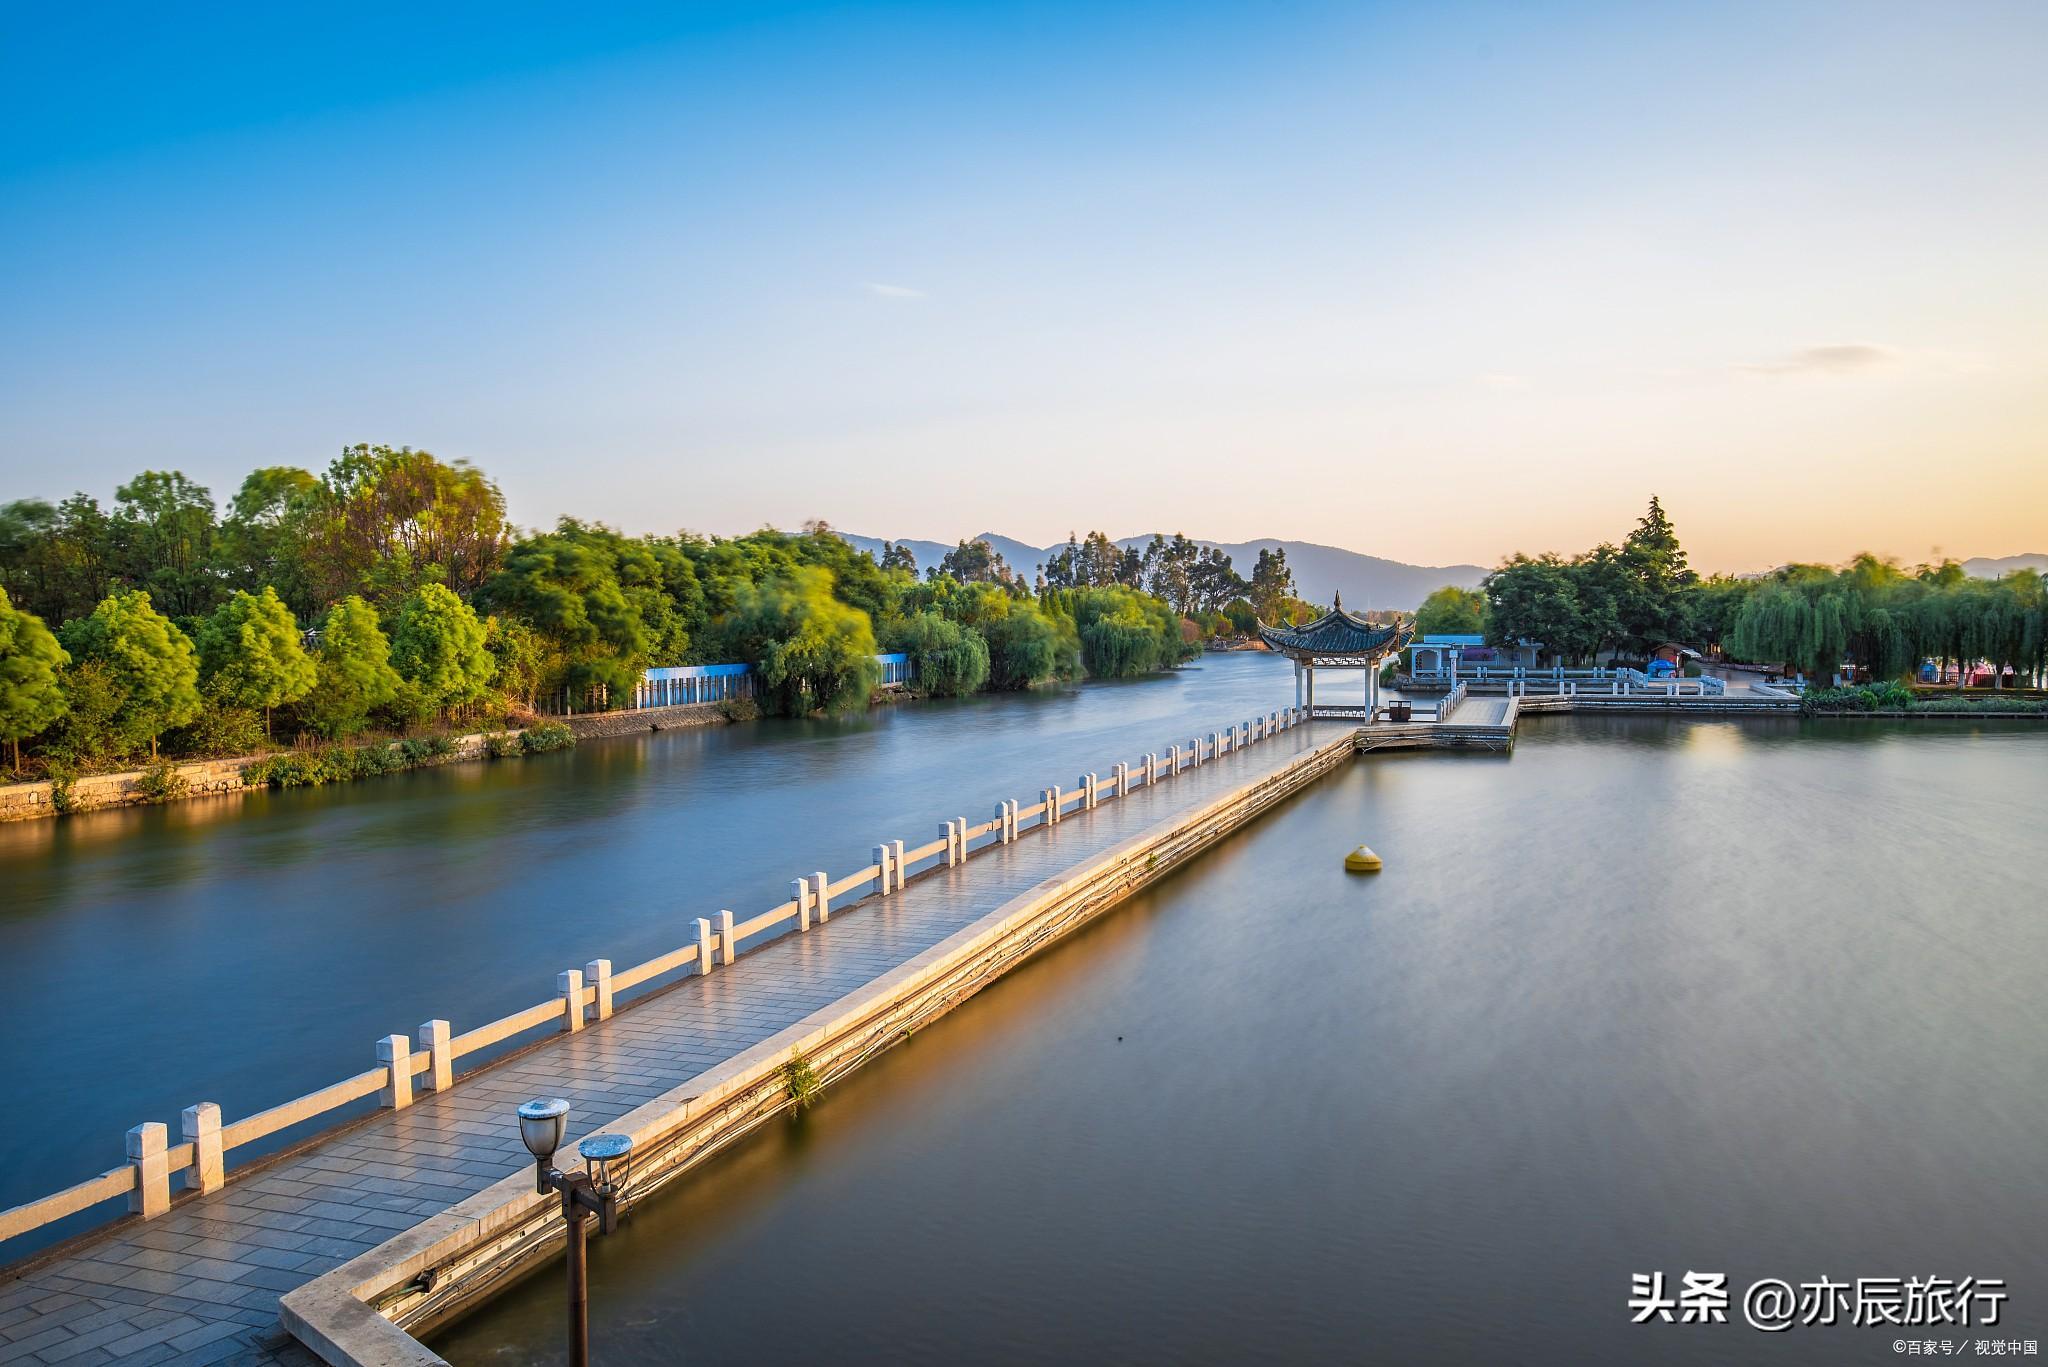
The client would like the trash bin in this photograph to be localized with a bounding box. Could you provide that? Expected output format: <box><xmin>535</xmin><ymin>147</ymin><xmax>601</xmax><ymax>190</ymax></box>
<box><xmin>1391</xmin><ymin>701</ymin><xmax>1413</xmax><ymax>722</ymax></box>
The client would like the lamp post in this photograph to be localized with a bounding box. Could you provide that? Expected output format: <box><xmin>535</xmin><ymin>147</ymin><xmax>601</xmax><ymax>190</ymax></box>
<box><xmin>515</xmin><ymin>1098</ymin><xmax>634</xmax><ymax>1367</ymax></box>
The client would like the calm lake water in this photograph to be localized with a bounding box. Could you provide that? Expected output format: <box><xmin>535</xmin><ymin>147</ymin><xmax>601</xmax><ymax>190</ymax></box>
<box><xmin>433</xmin><ymin>709</ymin><xmax>2048</xmax><ymax>1365</ymax></box>
<box><xmin>0</xmin><ymin>653</ymin><xmax>1315</xmax><ymax>1248</ymax></box>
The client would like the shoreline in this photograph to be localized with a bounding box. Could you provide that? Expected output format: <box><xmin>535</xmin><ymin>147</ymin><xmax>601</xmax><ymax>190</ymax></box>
<box><xmin>0</xmin><ymin>703</ymin><xmax>728</xmax><ymax>825</ymax></box>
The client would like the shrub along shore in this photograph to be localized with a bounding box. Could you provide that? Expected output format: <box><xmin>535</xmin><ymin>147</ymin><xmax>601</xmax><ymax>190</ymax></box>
<box><xmin>1797</xmin><ymin>683</ymin><xmax>2048</xmax><ymax>716</ymax></box>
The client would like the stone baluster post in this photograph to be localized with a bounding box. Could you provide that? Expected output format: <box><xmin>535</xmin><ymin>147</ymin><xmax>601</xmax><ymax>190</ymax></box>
<box><xmin>127</xmin><ymin>1122</ymin><xmax>170</xmax><ymax>1219</ymax></box>
<box><xmin>418</xmin><ymin>1019</ymin><xmax>453</xmax><ymax>1092</ymax></box>
<box><xmin>555</xmin><ymin>972</ymin><xmax>584</xmax><ymax>1035</ymax></box>
<box><xmin>181</xmin><ymin>1103</ymin><xmax>223</xmax><ymax>1195</ymax></box>
<box><xmin>585</xmin><ymin>959</ymin><xmax>614</xmax><ymax>1022</ymax></box>
<box><xmin>378</xmin><ymin>1034</ymin><xmax>415</xmax><ymax>1105</ymax></box>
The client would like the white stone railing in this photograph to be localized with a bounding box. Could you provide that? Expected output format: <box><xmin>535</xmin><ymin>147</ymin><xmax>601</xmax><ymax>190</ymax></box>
<box><xmin>0</xmin><ymin>703</ymin><xmax>1313</xmax><ymax>1251</ymax></box>
<box><xmin>1501</xmin><ymin>673</ymin><xmax>1725</xmax><ymax>699</ymax></box>
<box><xmin>282</xmin><ymin>719</ymin><xmax>1361</xmax><ymax>1363</ymax></box>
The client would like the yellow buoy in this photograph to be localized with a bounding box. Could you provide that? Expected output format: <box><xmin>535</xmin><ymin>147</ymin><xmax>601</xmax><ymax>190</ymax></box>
<box><xmin>1344</xmin><ymin>844</ymin><xmax>1383</xmax><ymax>873</ymax></box>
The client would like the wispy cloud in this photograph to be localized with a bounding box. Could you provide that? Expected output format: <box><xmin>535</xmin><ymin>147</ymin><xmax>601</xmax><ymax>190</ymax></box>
<box><xmin>862</xmin><ymin>281</ymin><xmax>925</xmax><ymax>299</ymax></box>
<box><xmin>1737</xmin><ymin>344</ymin><xmax>1896</xmax><ymax>377</ymax></box>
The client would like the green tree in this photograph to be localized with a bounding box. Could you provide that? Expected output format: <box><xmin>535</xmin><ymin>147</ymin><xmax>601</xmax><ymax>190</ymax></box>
<box><xmin>389</xmin><ymin>583</ymin><xmax>495</xmax><ymax>718</ymax></box>
<box><xmin>722</xmin><ymin>567</ymin><xmax>880</xmax><ymax>715</ymax></box>
<box><xmin>1484</xmin><ymin>554</ymin><xmax>1581</xmax><ymax>662</ymax></box>
<box><xmin>933</xmin><ymin>538</ymin><xmax>1018</xmax><ymax>588</ymax></box>
<box><xmin>1047</xmin><ymin>585</ymin><xmax>1191</xmax><ymax>678</ymax></box>
<box><xmin>299</xmin><ymin>596</ymin><xmax>404</xmax><ymax>737</ymax></box>
<box><xmin>1616</xmin><ymin>495</ymin><xmax>1698</xmax><ymax>649</ymax></box>
<box><xmin>198</xmin><ymin>587</ymin><xmax>316</xmax><ymax>733</ymax></box>
<box><xmin>0</xmin><ymin>587</ymin><xmax>69</xmax><ymax>769</ymax></box>
<box><xmin>0</xmin><ymin>495</ymin><xmax>118</xmax><ymax>625</ymax></box>
<box><xmin>1728</xmin><ymin>568</ymin><xmax>1850</xmax><ymax>680</ymax></box>
<box><xmin>58</xmin><ymin>589</ymin><xmax>202</xmax><ymax>757</ymax></box>
<box><xmin>111</xmin><ymin>471</ymin><xmax>222</xmax><ymax>619</ymax></box>
<box><xmin>1249</xmin><ymin>547</ymin><xmax>1295</xmax><ymax>622</ymax></box>
<box><xmin>888</xmin><ymin>612</ymin><xmax>990</xmax><ymax>697</ymax></box>
<box><xmin>1684</xmin><ymin>575</ymin><xmax>1756</xmax><ymax>651</ymax></box>
<box><xmin>215</xmin><ymin>466</ymin><xmax>320</xmax><ymax>617</ymax></box>
<box><xmin>981</xmin><ymin>603</ymin><xmax>1063</xmax><ymax>689</ymax></box>
<box><xmin>487</xmin><ymin>521</ymin><xmax>693</xmax><ymax>705</ymax></box>
<box><xmin>482</xmin><ymin>615</ymin><xmax>558</xmax><ymax>713</ymax></box>
<box><xmin>1414</xmin><ymin>585</ymin><xmax>1488</xmax><ymax>636</ymax></box>
<box><xmin>1140</xmin><ymin>533</ymin><xmax>1204</xmax><ymax>616</ymax></box>
<box><xmin>306</xmin><ymin>445</ymin><xmax>512</xmax><ymax>606</ymax></box>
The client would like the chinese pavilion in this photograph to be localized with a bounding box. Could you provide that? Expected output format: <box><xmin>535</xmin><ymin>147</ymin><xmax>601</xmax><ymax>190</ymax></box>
<box><xmin>1257</xmin><ymin>593</ymin><xmax>1415</xmax><ymax>719</ymax></box>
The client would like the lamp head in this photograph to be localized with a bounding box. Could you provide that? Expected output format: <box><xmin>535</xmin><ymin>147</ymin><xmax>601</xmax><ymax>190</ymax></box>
<box><xmin>516</xmin><ymin>1097</ymin><xmax>571</xmax><ymax>1164</ymax></box>
<box><xmin>577</xmin><ymin>1133</ymin><xmax>633</xmax><ymax>1192</ymax></box>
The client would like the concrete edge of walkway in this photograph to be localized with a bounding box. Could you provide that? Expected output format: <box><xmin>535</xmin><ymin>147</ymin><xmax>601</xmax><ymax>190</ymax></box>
<box><xmin>280</xmin><ymin>728</ymin><xmax>1360</xmax><ymax>1366</ymax></box>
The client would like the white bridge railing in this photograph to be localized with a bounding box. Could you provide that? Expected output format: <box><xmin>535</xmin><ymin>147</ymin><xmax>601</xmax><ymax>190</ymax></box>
<box><xmin>0</xmin><ymin>703</ymin><xmax>1315</xmax><ymax>1250</ymax></box>
<box><xmin>1494</xmin><ymin>670</ymin><xmax>1726</xmax><ymax>699</ymax></box>
<box><xmin>1411</xmin><ymin>663</ymin><xmax>1724</xmax><ymax>696</ymax></box>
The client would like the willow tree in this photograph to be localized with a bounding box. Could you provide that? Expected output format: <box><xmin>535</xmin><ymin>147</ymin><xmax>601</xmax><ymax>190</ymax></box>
<box><xmin>888</xmin><ymin>612</ymin><xmax>989</xmax><ymax>697</ymax></box>
<box><xmin>723</xmin><ymin>567</ymin><xmax>880</xmax><ymax>715</ymax></box>
<box><xmin>1727</xmin><ymin>570</ymin><xmax>1847</xmax><ymax>680</ymax></box>
<box><xmin>1046</xmin><ymin>585</ymin><xmax>1188</xmax><ymax>679</ymax></box>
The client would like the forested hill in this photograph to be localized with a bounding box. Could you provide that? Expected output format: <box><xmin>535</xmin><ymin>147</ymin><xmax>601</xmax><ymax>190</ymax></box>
<box><xmin>839</xmin><ymin>532</ymin><xmax>1485</xmax><ymax>613</ymax></box>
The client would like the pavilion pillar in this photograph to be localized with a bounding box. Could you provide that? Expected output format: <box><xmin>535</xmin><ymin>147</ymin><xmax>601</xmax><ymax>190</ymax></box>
<box><xmin>1293</xmin><ymin>661</ymin><xmax>1304</xmax><ymax>712</ymax></box>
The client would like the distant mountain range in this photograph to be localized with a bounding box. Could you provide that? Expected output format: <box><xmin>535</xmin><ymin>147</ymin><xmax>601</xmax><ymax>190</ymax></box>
<box><xmin>836</xmin><ymin>534</ymin><xmax>2044</xmax><ymax>610</ymax></box>
<box><xmin>1963</xmin><ymin>553</ymin><xmax>2048</xmax><ymax>578</ymax></box>
<box><xmin>836</xmin><ymin>531</ymin><xmax>1486</xmax><ymax>613</ymax></box>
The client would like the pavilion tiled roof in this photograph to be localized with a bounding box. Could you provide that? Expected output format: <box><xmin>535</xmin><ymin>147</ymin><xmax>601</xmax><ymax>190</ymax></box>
<box><xmin>1256</xmin><ymin>592</ymin><xmax>1413</xmax><ymax>659</ymax></box>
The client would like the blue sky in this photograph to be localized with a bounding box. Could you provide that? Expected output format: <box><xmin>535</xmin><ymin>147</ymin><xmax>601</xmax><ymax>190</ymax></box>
<box><xmin>2</xmin><ymin>1</ymin><xmax>2043</xmax><ymax>571</ymax></box>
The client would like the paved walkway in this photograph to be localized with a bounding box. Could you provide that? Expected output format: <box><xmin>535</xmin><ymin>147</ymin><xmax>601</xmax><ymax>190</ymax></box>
<box><xmin>0</xmin><ymin>723</ymin><xmax>1347</xmax><ymax>1366</ymax></box>
<box><xmin>1449</xmin><ymin>695</ymin><xmax>1513</xmax><ymax>726</ymax></box>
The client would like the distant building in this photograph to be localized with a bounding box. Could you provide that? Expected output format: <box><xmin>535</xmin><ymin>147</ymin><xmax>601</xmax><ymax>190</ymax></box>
<box><xmin>1405</xmin><ymin>634</ymin><xmax>1539</xmax><ymax>680</ymax></box>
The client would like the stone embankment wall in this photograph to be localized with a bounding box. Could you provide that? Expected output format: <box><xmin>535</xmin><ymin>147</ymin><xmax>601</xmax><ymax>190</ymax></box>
<box><xmin>0</xmin><ymin>736</ymin><xmax>501</xmax><ymax>824</ymax></box>
<box><xmin>559</xmin><ymin>701</ymin><xmax>727</xmax><ymax>739</ymax></box>
<box><xmin>0</xmin><ymin>705</ymin><xmax>745</xmax><ymax>824</ymax></box>
<box><xmin>0</xmin><ymin>756</ymin><xmax>260</xmax><ymax>823</ymax></box>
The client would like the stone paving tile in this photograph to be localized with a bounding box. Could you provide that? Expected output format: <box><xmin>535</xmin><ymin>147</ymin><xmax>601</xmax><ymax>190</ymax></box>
<box><xmin>0</xmin><ymin>723</ymin><xmax>1343</xmax><ymax>1363</ymax></box>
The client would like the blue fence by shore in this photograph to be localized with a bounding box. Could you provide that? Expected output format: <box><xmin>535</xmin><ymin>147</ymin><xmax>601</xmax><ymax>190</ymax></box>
<box><xmin>543</xmin><ymin>655</ymin><xmax>913</xmax><ymax>714</ymax></box>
